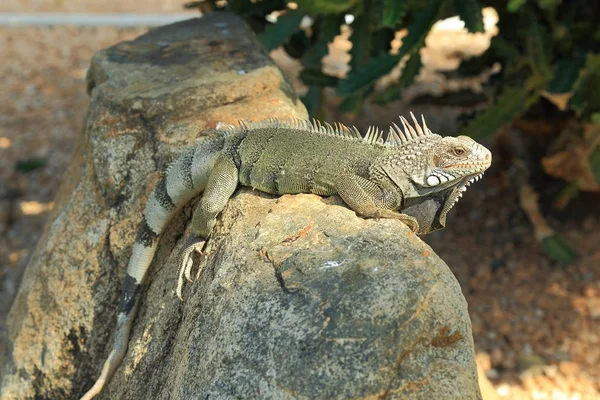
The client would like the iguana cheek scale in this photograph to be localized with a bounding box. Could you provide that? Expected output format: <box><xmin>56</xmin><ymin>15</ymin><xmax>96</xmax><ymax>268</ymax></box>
<box><xmin>81</xmin><ymin>113</ymin><xmax>491</xmax><ymax>399</ymax></box>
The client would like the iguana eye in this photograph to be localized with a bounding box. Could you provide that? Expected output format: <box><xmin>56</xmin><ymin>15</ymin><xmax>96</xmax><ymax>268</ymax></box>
<box><xmin>453</xmin><ymin>147</ymin><xmax>466</xmax><ymax>156</ymax></box>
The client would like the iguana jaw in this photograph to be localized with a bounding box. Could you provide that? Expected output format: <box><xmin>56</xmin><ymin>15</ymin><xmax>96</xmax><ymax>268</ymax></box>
<box><xmin>450</xmin><ymin>171</ymin><xmax>485</xmax><ymax>207</ymax></box>
<box><xmin>408</xmin><ymin>166</ymin><xmax>486</xmax><ymax>197</ymax></box>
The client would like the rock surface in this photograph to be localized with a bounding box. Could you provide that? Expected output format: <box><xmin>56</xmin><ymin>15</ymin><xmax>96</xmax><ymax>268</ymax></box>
<box><xmin>0</xmin><ymin>13</ymin><xmax>480</xmax><ymax>400</ymax></box>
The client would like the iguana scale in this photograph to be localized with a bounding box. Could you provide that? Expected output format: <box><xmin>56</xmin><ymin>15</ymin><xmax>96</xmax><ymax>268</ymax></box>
<box><xmin>81</xmin><ymin>113</ymin><xmax>491</xmax><ymax>399</ymax></box>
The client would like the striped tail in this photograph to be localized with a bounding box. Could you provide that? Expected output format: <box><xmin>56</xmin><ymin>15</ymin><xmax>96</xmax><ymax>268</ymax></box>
<box><xmin>81</xmin><ymin>141</ymin><xmax>221</xmax><ymax>399</ymax></box>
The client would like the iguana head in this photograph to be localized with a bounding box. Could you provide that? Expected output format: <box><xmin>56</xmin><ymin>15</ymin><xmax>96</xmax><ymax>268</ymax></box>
<box><xmin>376</xmin><ymin>113</ymin><xmax>491</xmax><ymax>233</ymax></box>
<box><xmin>417</xmin><ymin>134</ymin><xmax>491</xmax><ymax>203</ymax></box>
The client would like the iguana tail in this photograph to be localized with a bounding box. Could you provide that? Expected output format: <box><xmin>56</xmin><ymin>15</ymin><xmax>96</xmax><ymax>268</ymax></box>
<box><xmin>81</xmin><ymin>137</ymin><xmax>224</xmax><ymax>399</ymax></box>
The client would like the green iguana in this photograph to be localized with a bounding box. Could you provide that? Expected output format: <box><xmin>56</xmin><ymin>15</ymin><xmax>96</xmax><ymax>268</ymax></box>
<box><xmin>81</xmin><ymin>113</ymin><xmax>491</xmax><ymax>399</ymax></box>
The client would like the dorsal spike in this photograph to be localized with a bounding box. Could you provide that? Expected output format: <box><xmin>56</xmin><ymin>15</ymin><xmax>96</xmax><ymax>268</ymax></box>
<box><xmin>400</xmin><ymin>116</ymin><xmax>417</xmax><ymax>138</ymax></box>
<box><xmin>312</xmin><ymin>118</ymin><xmax>321</xmax><ymax>132</ymax></box>
<box><xmin>372</xmin><ymin>127</ymin><xmax>380</xmax><ymax>143</ymax></box>
<box><xmin>329</xmin><ymin>123</ymin><xmax>335</xmax><ymax>135</ymax></box>
<box><xmin>421</xmin><ymin>114</ymin><xmax>431</xmax><ymax>134</ymax></box>
<box><xmin>391</xmin><ymin>122</ymin><xmax>406</xmax><ymax>143</ymax></box>
<box><xmin>387</xmin><ymin>127</ymin><xmax>402</xmax><ymax>145</ymax></box>
<box><xmin>375</xmin><ymin>128</ymin><xmax>383</xmax><ymax>143</ymax></box>
<box><xmin>410</xmin><ymin>112</ymin><xmax>424</xmax><ymax>136</ymax></box>
<box><xmin>398</xmin><ymin>117</ymin><xmax>412</xmax><ymax>141</ymax></box>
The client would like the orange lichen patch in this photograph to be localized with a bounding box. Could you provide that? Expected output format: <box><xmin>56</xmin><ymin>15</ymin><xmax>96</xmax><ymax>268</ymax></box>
<box><xmin>405</xmin><ymin>378</ymin><xmax>428</xmax><ymax>391</ymax></box>
<box><xmin>282</xmin><ymin>220</ymin><xmax>314</xmax><ymax>245</ymax></box>
<box><xmin>395</xmin><ymin>348</ymin><xmax>412</xmax><ymax>369</ymax></box>
<box><xmin>258</xmin><ymin>247</ymin><xmax>274</xmax><ymax>263</ymax></box>
<box><xmin>421</xmin><ymin>249</ymin><xmax>432</xmax><ymax>257</ymax></box>
<box><xmin>431</xmin><ymin>326</ymin><xmax>464</xmax><ymax>348</ymax></box>
<box><xmin>353</xmin><ymin>388</ymin><xmax>391</xmax><ymax>400</ymax></box>
<box><xmin>258</xmin><ymin>247</ymin><xmax>267</xmax><ymax>258</ymax></box>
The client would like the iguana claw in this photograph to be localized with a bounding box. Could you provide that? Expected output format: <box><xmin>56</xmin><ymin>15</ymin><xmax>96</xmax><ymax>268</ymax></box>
<box><xmin>176</xmin><ymin>237</ymin><xmax>205</xmax><ymax>301</ymax></box>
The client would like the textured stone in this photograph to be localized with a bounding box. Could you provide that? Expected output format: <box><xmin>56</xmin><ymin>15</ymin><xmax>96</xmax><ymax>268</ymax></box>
<box><xmin>1</xmin><ymin>12</ymin><xmax>480</xmax><ymax>400</ymax></box>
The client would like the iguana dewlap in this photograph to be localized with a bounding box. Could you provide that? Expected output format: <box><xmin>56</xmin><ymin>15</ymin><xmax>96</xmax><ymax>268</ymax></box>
<box><xmin>81</xmin><ymin>113</ymin><xmax>491</xmax><ymax>399</ymax></box>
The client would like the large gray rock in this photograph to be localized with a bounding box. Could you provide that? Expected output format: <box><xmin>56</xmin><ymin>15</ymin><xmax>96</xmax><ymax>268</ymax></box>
<box><xmin>0</xmin><ymin>13</ymin><xmax>481</xmax><ymax>400</ymax></box>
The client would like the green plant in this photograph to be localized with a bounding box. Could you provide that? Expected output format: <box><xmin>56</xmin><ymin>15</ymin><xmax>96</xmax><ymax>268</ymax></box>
<box><xmin>201</xmin><ymin>0</ymin><xmax>485</xmax><ymax>116</ymax></box>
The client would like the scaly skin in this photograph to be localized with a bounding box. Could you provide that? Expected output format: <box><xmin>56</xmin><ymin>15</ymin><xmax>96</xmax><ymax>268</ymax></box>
<box><xmin>81</xmin><ymin>113</ymin><xmax>491</xmax><ymax>399</ymax></box>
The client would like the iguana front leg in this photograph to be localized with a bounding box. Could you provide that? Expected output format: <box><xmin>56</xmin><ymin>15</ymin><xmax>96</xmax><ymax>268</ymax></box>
<box><xmin>176</xmin><ymin>155</ymin><xmax>239</xmax><ymax>300</ymax></box>
<box><xmin>334</xmin><ymin>174</ymin><xmax>419</xmax><ymax>233</ymax></box>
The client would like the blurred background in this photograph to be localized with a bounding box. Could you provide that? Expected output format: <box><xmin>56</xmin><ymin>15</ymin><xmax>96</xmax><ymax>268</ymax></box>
<box><xmin>1</xmin><ymin>1</ymin><xmax>599</xmax><ymax>399</ymax></box>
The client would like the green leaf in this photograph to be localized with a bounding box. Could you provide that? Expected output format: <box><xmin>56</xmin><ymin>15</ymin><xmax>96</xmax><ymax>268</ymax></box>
<box><xmin>537</xmin><ymin>0</ymin><xmax>561</xmax><ymax>11</ymax></box>
<box><xmin>227</xmin><ymin>0</ymin><xmax>283</xmax><ymax>15</ymax></box>
<box><xmin>299</xmin><ymin>68</ymin><xmax>339</xmax><ymax>87</ymax></box>
<box><xmin>490</xmin><ymin>36</ymin><xmax>521</xmax><ymax>64</ymax></box>
<box><xmin>337</xmin><ymin>53</ymin><xmax>402</xmax><ymax>96</ymax></box>
<box><xmin>295</xmin><ymin>0</ymin><xmax>357</xmax><ymax>14</ymax></box>
<box><xmin>300</xmin><ymin>86</ymin><xmax>323</xmax><ymax>119</ymax></box>
<box><xmin>570</xmin><ymin>53</ymin><xmax>600</xmax><ymax>117</ymax></box>
<box><xmin>339</xmin><ymin>90</ymin><xmax>365</xmax><ymax>115</ymax></box>
<box><xmin>507</xmin><ymin>0</ymin><xmax>526</xmax><ymax>12</ymax></box>
<box><xmin>15</xmin><ymin>158</ymin><xmax>46</xmax><ymax>173</ymax></box>
<box><xmin>397</xmin><ymin>0</ymin><xmax>443</xmax><ymax>59</ymax></box>
<box><xmin>590</xmin><ymin>145</ymin><xmax>600</xmax><ymax>185</ymax></box>
<box><xmin>283</xmin><ymin>30</ymin><xmax>311</xmax><ymax>59</ymax></box>
<box><xmin>301</xmin><ymin>15</ymin><xmax>344</xmax><ymax>68</ymax></box>
<box><xmin>541</xmin><ymin>234</ymin><xmax>578</xmax><ymax>264</ymax></box>
<box><xmin>259</xmin><ymin>9</ymin><xmax>304</xmax><ymax>51</ymax></box>
<box><xmin>453</xmin><ymin>0</ymin><xmax>484</xmax><ymax>33</ymax></box>
<box><xmin>380</xmin><ymin>0</ymin><xmax>406</xmax><ymax>28</ymax></box>
<box><xmin>374</xmin><ymin>52</ymin><xmax>422</xmax><ymax>104</ymax></box>
<box><xmin>526</xmin><ymin>20</ymin><xmax>553</xmax><ymax>80</ymax></box>
<box><xmin>348</xmin><ymin>4</ymin><xmax>372</xmax><ymax>69</ymax></box>
<box><xmin>370</xmin><ymin>28</ymin><xmax>395</xmax><ymax>57</ymax></box>
<box><xmin>337</xmin><ymin>0</ymin><xmax>442</xmax><ymax>96</ymax></box>
<box><xmin>459</xmin><ymin>86</ymin><xmax>530</xmax><ymax>139</ymax></box>
<box><xmin>546</xmin><ymin>56</ymin><xmax>586</xmax><ymax>94</ymax></box>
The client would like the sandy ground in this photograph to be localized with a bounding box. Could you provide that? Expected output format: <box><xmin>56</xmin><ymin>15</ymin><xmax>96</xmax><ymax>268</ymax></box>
<box><xmin>0</xmin><ymin>0</ymin><xmax>186</xmax><ymax>13</ymax></box>
<box><xmin>1</xmin><ymin>5</ymin><xmax>599</xmax><ymax>400</ymax></box>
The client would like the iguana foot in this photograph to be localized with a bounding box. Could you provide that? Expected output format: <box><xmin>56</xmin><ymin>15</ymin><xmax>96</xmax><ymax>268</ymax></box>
<box><xmin>176</xmin><ymin>237</ymin><xmax>205</xmax><ymax>301</ymax></box>
<box><xmin>399</xmin><ymin>215</ymin><xmax>419</xmax><ymax>233</ymax></box>
<box><xmin>371</xmin><ymin>210</ymin><xmax>420</xmax><ymax>233</ymax></box>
